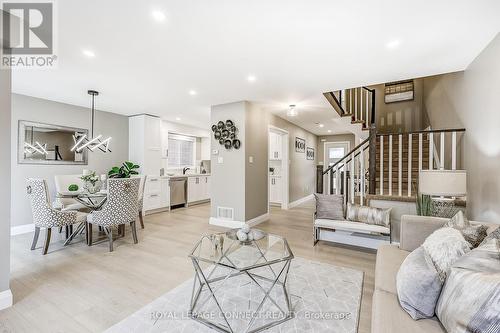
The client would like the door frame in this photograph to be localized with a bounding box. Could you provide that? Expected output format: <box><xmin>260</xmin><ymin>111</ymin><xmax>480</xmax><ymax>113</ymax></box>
<box><xmin>268</xmin><ymin>125</ymin><xmax>289</xmax><ymax>210</ymax></box>
<box><xmin>323</xmin><ymin>141</ymin><xmax>351</xmax><ymax>195</ymax></box>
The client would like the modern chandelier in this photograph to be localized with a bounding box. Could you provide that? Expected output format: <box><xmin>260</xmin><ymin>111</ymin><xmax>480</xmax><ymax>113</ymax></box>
<box><xmin>71</xmin><ymin>90</ymin><xmax>112</xmax><ymax>153</ymax></box>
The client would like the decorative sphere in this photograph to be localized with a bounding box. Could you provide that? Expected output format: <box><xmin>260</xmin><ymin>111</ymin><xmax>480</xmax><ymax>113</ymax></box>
<box><xmin>247</xmin><ymin>231</ymin><xmax>254</xmax><ymax>241</ymax></box>
<box><xmin>236</xmin><ymin>230</ymin><xmax>248</xmax><ymax>241</ymax></box>
<box><xmin>241</xmin><ymin>225</ymin><xmax>250</xmax><ymax>233</ymax></box>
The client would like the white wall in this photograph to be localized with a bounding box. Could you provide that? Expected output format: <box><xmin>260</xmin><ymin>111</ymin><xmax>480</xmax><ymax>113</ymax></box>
<box><xmin>11</xmin><ymin>94</ymin><xmax>129</xmax><ymax>227</ymax></box>
<box><xmin>0</xmin><ymin>56</ymin><xmax>12</xmax><ymax>301</ymax></box>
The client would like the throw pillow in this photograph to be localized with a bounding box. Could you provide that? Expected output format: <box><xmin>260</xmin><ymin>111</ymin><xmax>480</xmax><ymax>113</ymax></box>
<box><xmin>314</xmin><ymin>193</ymin><xmax>345</xmax><ymax>220</ymax></box>
<box><xmin>479</xmin><ymin>226</ymin><xmax>500</xmax><ymax>247</ymax></box>
<box><xmin>445</xmin><ymin>211</ymin><xmax>488</xmax><ymax>248</ymax></box>
<box><xmin>436</xmin><ymin>238</ymin><xmax>500</xmax><ymax>333</ymax></box>
<box><xmin>346</xmin><ymin>203</ymin><xmax>391</xmax><ymax>227</ymax></box>
<box><xmin>422</xmin><ymin>227</ymin><xmax>471</xmax><ymax>281</ymax></box>
<box><xmin>396</xmin><ymin>247</ymin><xmax>443</xmax><ymax>320</ymax></box>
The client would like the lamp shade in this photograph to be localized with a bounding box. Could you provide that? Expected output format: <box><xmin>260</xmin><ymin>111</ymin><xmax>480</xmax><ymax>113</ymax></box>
<box><xmin>419</xmin><ymin>170</ymin><xmax>466</xmax><ymax>196</ymax></box>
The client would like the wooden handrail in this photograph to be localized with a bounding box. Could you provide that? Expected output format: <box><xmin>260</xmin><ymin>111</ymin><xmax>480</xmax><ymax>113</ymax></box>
<box><xmin>322</xmin><ymin>137</ymin><xmax>369</xmax><ymax>175</ymax></box>
<box><xmin>377</xmin><ymin>128</ymin><xmax>466</xmax><ymax>137</ymax></box>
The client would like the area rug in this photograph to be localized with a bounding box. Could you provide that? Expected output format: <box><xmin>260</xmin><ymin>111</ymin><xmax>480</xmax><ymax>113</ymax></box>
<box><xmin>106</xmin><ymin>257</ymin><xmax>364</xmax><ymax>333</ymax></box>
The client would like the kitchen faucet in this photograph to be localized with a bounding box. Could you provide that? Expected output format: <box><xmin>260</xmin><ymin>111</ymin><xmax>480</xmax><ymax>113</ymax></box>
<box><xmin>182</xmin><ymin>167</ymin><xmax>191</xmax><ymax>175</ymax></box>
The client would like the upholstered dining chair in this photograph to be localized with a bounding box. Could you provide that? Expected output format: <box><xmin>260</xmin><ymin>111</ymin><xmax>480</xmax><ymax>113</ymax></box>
<box><xmin>26</xmin><ymin>178</ymin><xmax>88</xmax><ymax>255</ymax></box>
<box><xmin>86</xmin><ymin>178</ymin><xmax>140</xmax><ymax>252</ymax></box>
<box><xmin>135</xmin><ymin>175</ymin><xmax>147</xmax><ymax>229</ymax></box>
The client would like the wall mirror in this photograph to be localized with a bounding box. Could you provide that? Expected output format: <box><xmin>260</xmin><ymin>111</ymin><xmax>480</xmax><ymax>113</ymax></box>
<box><xmin>18</xmin><ymin>120</ymin><xmax>88</xmax><ymax>165</ymax></box>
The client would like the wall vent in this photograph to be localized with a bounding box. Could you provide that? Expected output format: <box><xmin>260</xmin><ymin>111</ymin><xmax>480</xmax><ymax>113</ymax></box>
<box><xmin>217</xmin><ymin>206</ymin><xmax>234</xmax><ymax>220</ymax></box>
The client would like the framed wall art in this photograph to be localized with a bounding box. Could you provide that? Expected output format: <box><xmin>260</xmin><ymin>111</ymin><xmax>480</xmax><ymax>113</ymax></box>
<box><xmin>295</xmin><ymin>137</ymin><xmax>305</xmax><ymax>153</ymax></box>
<box><xmin>306</xmin><ymin>147</ymin><xmax>315</xmax><ymax>160</ymax></box>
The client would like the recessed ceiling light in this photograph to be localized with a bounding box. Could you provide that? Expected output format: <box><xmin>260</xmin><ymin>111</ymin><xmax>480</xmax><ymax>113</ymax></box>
<box><xmin>386</xmin><ymin>39</ymin><xmax>401</xmax><ymax>50</ymax></box>
<box><xmin>82</xmin><ymin>50</ymin><xmax>95</xmax><ymax>58</ymax></box>
<box><xmin>152</xmin><ymin>10</ymin><xmax>166</xmax><ymax>22</ymax></box>
<box><xmin>327</xmin><ymin>130</ymin><xmax>332</xmax><ymax>133</ymax></box>
<box><xmin>175</xmin><ymin>117</ymin><xmax>181</xmax><ymax>121</ymax></box>
<box><xmin>318</xmin><ymin>123</ymin><xmax>324</xmax><ymax>128</ymax></box>
<box><xmin>247</xmin><ymin>75</ymin><xmax>256</xmax><ymax>82</ymax></box>
<box><xmin>189</xmin><ymin>90</ymin><xmax>197</xmax><ymax>96</ymax></box>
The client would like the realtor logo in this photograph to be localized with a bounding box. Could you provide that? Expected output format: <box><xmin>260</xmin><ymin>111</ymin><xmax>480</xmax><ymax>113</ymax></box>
<box><xmin>1</xmin><ymin>1</ymin><xmax>57</xmax><ymax>68</ymax></box>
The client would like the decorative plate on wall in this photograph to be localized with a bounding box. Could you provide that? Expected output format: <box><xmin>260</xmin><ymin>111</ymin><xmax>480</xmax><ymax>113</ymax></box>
<box><xmin>211</xmin><ymin>119</ymin><xmax>241</xmax><ymax>150</ymax></box>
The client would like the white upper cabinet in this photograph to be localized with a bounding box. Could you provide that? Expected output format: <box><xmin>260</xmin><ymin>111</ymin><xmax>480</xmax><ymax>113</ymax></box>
<box><xmin>269</xmin><ymin>132</ymin><xmax>282</xmax><ymax>160</ymax></box>
<box><xmin>129</xmin><ymin>115</ymin><xmax>161</xmax><ymax>176</ymax></box>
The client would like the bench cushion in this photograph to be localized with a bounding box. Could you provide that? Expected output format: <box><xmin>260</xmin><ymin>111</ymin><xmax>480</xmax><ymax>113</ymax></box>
<box><xmin>314</xmin><ymin>218</ymin><xmax>390</xmax><ymax>234</ymax></box>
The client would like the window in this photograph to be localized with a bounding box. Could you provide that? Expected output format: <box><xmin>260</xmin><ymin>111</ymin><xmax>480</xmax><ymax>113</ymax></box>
<box><xmin>168</xmin><ymin>134</ymin><xmax>195</xmax><ymax>168</ymax></box>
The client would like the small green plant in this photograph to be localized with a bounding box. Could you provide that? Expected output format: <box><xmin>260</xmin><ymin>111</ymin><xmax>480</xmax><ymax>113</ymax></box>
<box><xmin>80</xmin><ymin>172</ymin><xmax>99</xmax><ymax>185</ymax></box>
<box><xmin>68</xmin><ymin>184</ymin><xmax>79</xmax><ymax>192</ymax></box>
<box><xmin>108</xmin><ymin>161</ymin><xmax>140</xmax><ymax>178</ymax></box>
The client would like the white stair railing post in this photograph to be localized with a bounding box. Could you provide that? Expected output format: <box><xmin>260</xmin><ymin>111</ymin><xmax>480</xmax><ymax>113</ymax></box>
<box><xmin>335</xmin><ymin>165</ymin><xmax>340</xmax><ymax>195</ymax></box>
<box><xmin>389</xmin><ymin>135</ymin><xmax>393</xmax><ymax>196</ymax></box>
<box><xmin>440</xmin><ymin>131</ymin><xmax>445</xmax><ymax>170</ymax></box>
<box><xmin>343</xmin><ymin>162</ymin><xmax>347</xmax><ymax>203</ymax></box>
<box><xmin>429</xmin><ymin>133</ymin><xmax>434</xmax><ymax>170</ymax></box>
<box><xmin>408</xmin><ymin>134</ymin><xmax>412</xmax><ymax>197</ymax></box>
<box><xmin>350</xmin><ymin>151</ymin><xmax>355</xmax><ymax>204</ymax></box>
<box><xmin>360</xmin><ymin>147</ymin><xmax>365</xmax><ymax>206</ymax></box>
<box><xmin>418</xmin><ymin>133</ymin><xmax>423</xmax><ymax>172</ymax></box>
<box><xmin>452</xmin><ymin>131</ymin><xmax>457</xmax><ymax>170</ymax></box>
<box><xmin>380</xmin><ymin>135</ymin><xmax>384</xmax><ymax>195</ymax></box>
<box><xmin>398</xmin><ymin>134</ymin><xmax>402</xmax><ymax>196</ymax></box>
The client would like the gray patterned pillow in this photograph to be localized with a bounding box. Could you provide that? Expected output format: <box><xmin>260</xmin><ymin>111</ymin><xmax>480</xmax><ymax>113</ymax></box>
<box><xmin>436</xmin><ymin>238</ymin><xmax>500</xmax><ymax>333</ymax></box>
<box><xmin>396</xmin><ymin>247</ymin><xmax>443</xmax><ymax>319</ymax></box>
<box><xmin>314</xmin><ymin>194</ymin><xmax>344</xmax><ymax>220</ymax></box>
<box><xmin>346</xmin><ymin>203</ymin><xmax>391</xmax><ymax>227</ymax></box>
<box><xmin>479</xmin><ymin>226</ymin><xmax>500</xmax><ymax>248</ymax></box>
<box><xmin>445</xmin><ymin>211</ymin><xmax>488</xmax><ymax>248</ymax></box>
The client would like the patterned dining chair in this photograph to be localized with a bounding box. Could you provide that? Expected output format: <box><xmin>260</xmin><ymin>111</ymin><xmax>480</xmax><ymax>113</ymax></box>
<box><xmin>86</xmin><ymin>178</ymin><xmax>140</xmax><ymax>252</ymax></box>
<box><xmin>136</xmin><ymin>175</ymin><xmax>147</xmax><ymax>229</ymax></box>
<box><xmin>26</xmin><ymin>178</ymin><xmax>88</xmax><ymax>255</ymax></box>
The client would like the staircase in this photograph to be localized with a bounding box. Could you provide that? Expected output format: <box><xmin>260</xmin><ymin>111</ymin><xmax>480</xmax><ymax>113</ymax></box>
<box><xmin>324</xmin><ymin>87</ymin><xmax>375</xmax><ymax>139</ymax></box>
<box><xmin>320</xmin><ymin>85</ymin><xmax>466</xmax><ymax>204</ymax></box>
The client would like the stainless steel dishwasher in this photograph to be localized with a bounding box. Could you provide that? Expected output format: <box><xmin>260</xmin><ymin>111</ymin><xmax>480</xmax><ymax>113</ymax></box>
<box><xmin>170</xmin><ymin>177</ymin><xmax>187</xmax><ymax>207</ymax></box>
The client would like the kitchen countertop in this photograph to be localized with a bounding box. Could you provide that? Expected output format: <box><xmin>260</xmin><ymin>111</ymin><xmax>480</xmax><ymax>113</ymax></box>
<box><xmin>162</xmin><ymin>173</ymin><xmax>211</xmax><ymax>179</ymax></box>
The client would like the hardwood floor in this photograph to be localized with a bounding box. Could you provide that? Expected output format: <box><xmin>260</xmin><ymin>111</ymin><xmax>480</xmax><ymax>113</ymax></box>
<box><xmin>0</xmin><ymin>201</ymin><xmax>375</xmax><ymax>333</ymax></box>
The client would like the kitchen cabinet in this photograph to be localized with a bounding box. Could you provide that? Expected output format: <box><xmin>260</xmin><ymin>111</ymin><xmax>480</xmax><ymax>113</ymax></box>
<box><xmin>269</xmin><ymin>176</ymin><xmax>282</xmax><ymax>204</ymax></box>
<box><xmin>144</xmin><ymin>176</ymin><xmax>169</xmax><ymax>212</ymax></box>
<box><xmin>129</xmin><ymin>115</ymin><xmax>161</xmax><ymax>176</ymax></box>
<box><xmin>269</xmin><ymin>132</ymin><xmax>282</xmax><ymax>160</ymax></box>
<box><xmin>188</xmin><ymin>175</ymin><xmax>211</xmax><ymax>203</ymax></box>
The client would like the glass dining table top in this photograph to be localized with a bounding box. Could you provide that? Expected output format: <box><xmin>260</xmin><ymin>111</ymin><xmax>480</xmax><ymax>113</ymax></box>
<box><xmin>56</xmin><ymin>191</ymin><xmax>107</xmax><ymax>210</ymax></box>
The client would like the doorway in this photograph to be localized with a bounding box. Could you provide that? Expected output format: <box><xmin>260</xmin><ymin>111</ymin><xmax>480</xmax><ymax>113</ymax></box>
<box><xmin>323</xmin><ymin>141</ymin><xmax>350</xmax><ymax>195</ymax></box>
<box><xmin>268</xmin><ymin>126</ymin><xmax>289</xmax><ymax>210</ymax></box>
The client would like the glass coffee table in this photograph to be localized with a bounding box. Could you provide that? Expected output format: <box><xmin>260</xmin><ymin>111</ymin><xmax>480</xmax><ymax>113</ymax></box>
<box><xmin>188</xmin><ymin>229</ymin><xmax>294</xmax><ymax>333</ymax></box>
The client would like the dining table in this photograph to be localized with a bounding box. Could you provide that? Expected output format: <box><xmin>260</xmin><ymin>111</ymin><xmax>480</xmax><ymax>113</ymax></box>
<box><xmin>56</xmin><ymin>190</ymin><xmax>107</xmax><ymax>246</ymax></box>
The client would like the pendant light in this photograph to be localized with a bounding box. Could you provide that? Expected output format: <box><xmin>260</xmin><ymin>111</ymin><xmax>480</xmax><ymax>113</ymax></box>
<box><xmin>71</xmin><ymin>90</ymin><xmax>112</xmax><ymax>153</ymax></box>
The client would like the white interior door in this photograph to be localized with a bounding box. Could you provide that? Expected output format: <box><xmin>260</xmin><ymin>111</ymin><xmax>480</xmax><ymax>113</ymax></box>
<box><xmin>324</xmin><ymin>142</ymin><xmax>350</xmax><ymax>194</ymax></box>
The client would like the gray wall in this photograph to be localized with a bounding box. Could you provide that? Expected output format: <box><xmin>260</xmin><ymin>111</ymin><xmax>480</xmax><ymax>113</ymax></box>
<box><xmin>269</xmin><ymin>115</ymin><xmax>318</xmax><ymax>202</ymax></box>
<box><xmin>11</xmin><ymin>94</ymin><xmax>129</xmax><ymax>227</ymax></box>
<box><xmin>0</xmin><ymin>58</ymin><xmax>11</xmax><ymax>294</ymax></box>
<box><xmin>317</xmin><ymin>133</ymin><xmax>356</xmax><ymax>165</ymax></box>
<box><xmin>245</xmin><ymin>103</ymin><xmax>268</xmax><ymax>220</ymax></box>
<box><xmin>210</xmin><ymin>102</ymin><xmax>247</xmax><ymax>222</ymax></box>
<box><xmin>422</xmin><ymin>33</ymin><xmax>500</xmax><ymax>223</ymax></box>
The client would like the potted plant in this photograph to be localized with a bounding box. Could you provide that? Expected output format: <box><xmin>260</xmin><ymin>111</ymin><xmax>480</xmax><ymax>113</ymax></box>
<box><xmin>108</xmin><ymin>161</ymin><xmax>140</xmax><ymax>178</ymax></box>
<box><xmin>80</xmin><ymin>171</ymin><xmax>101</xmax><ymax>194</ymax></box>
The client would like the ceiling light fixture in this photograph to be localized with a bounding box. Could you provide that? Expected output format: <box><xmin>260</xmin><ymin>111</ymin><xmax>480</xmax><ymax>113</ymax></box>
<box><xmin>71</xmin><ymin>90</ymin><xmax>112</xmax><ymax>153</ymax></box>
<box><xmin>247</xmin><ymin>75</ymin><xmax>256</xmax><ymax>82</ymax></box>
<box><xmin>82</xmin><ymin>49</ymin><xmax>95</xmax><ymax>58</ymax></box>
<box><xmin>175</xmin><ymin>117</ymin><xmax>181</xmax><ymax>121</ymax></box>
<box><xmin>152</xmin><ymin>10</ymin><xmax>166</xmax><ymax>22</ymax></box>
<box><xmin>386</xmin><ymin>39</ymin><xmax>401</xmax><ymax>50</ymax></box>
<box><xmin>286</xmin><ymin>104</ymin><xmax>298</xmax><ymax>117</ymax></box>
<box><xmin>318</xmin><ymin>123</ymin><xmax>324</xmax><ymax>128</ymax></box>
<box><xmin>327</xmin><ymin>130</ymin><xmax>332</xmax><ymax>133</ymax></box>
<box><xmin>189</xmin><ymin>90</ymin><xmax>197</xmax><ymax>96</ymax></box>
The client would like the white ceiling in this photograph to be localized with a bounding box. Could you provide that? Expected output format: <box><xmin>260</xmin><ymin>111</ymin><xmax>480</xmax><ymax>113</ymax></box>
<box><xmin>11</xmin><ymin>0</ymin><xmax>500</xmax><ymax>135</ymax></box>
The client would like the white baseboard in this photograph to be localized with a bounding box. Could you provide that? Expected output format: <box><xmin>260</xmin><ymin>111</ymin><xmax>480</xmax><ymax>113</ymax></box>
<box><xmin>288</xmin><ymin>194</ymin><xmax>313</xmax><ymax>209</ymax></box>
<box><xmin>11</xmin><ymin>223</ymin><xmax>35</xmax><ymax>236</ymax></box>
<box><xmin>209</xmin><ymin>212</ymin><xmax>270</xmax><ymax>229</ymax></box>
<box><xmin>0</xmin><ymin>289</ymin><xmax>13</xmax><ymax>310</ymax></box>
<box><xmin>246</xmin><ymin>213</ymin><xmax>269</xmax><ymax>227</ymax></box>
